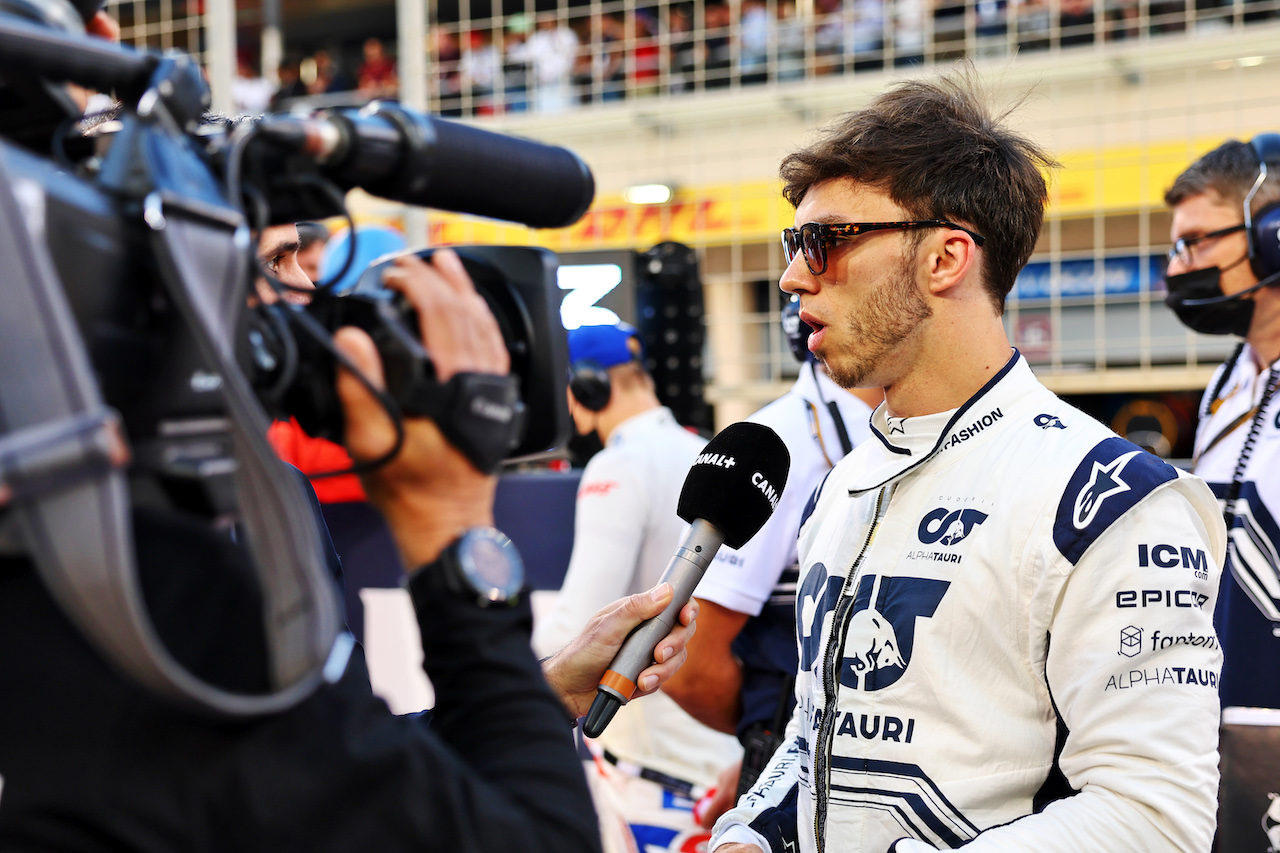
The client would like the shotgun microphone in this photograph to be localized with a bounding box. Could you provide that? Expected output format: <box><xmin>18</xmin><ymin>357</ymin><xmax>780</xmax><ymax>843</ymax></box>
<box><xmin>581</xmin><ymin>421</ymin><xmax>790</xmax><ymax>738</ymax></box>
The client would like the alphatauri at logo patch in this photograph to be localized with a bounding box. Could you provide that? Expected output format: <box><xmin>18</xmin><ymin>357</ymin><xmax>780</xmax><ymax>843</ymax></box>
<box><xmin>918</xmin><ymin>507</ymin><xmax>989</xmax><ymax>545</ymax></box>
<box><xmin>797</xmin><ymin>566</ymin><xmax>949</xmax><ymax>691</ymax></box>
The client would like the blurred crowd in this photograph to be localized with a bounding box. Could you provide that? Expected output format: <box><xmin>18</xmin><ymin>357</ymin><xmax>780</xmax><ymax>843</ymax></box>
<box><xmin>233</xmin><ymin>37</ymin><xmax>401</xmax><ymax>114</ymax></box>
<box><xmin>240</xmin><ymin>0</ymin><xmax>1277</xmax><ymax>118</ymax></box>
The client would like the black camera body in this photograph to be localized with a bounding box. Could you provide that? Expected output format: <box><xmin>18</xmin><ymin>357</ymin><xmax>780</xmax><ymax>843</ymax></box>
<box><xmin>257</xmin><ymin>245</ymin><xmax>569</xmax><ymax>469</ymax></box>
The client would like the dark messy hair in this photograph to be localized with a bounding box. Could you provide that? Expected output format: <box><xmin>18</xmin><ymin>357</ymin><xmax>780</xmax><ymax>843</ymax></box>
<box><xmin>1164</xmin><ymin>138</ymin><xmax>1280</xmax><ymax>215</ymax></box>
<box><xmin>779</xmin><ymin>70</ymin><xmax>1056</xmax><ymax>313</ymax></box>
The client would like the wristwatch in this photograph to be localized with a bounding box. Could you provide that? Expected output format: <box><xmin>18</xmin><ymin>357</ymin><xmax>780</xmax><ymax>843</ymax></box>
<box><xmin>417</xmin><ymin>526</ymin><xmax>525</xmax><ymax>606</ymax></box>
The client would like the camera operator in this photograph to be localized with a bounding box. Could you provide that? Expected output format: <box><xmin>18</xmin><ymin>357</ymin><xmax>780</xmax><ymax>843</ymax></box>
<box><xmin>0</xmin><ymin>248</ymin><xmax>699</xmax><ymax>852</ymax></box>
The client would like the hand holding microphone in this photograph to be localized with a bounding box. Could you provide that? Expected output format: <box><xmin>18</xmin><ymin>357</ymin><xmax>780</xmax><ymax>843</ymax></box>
<box><xmin>582</xmin><ymin>422</ymin><xmax>790</xmax><ymax>738</ymax></box>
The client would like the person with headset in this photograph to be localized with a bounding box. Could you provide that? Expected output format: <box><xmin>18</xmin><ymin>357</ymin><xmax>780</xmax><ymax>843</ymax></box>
<box><xmin>662</xmin><ymin>296</ymin><xmax>881</xmax><ymax>827</ymax></box>
<box><xmin>1164</xmin><ymin>135</ymin><xmax>1280</xmax><ymax>709</ymax></box>
<box><xmin>532</xmin><ymin>322</ymin><xmax>742</xmax><ymax>853</ymax></box>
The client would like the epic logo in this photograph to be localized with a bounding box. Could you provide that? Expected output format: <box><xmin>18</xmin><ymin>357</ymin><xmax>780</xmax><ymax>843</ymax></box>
<box><xmin>918</xmin><ymin>508</ymin><xmax>989</xmax><ymax>545</ymax></box>
<box><xmin>1116</xmin><ymin>589</ymin><xmax>1209</xmax><ymax>609</ymax></box>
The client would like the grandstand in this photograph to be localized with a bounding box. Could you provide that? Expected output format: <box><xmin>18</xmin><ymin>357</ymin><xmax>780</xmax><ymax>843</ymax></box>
<box><xmin>109</xmin><ymin>0</ymin><xmax>1280</xmax><ymax>455</ymax></box>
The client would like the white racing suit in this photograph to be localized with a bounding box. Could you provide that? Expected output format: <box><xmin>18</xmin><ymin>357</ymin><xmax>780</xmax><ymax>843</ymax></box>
<box><xmin>712</xmin><ymin>353</ymin><xmax>1227</xmax><ymax>852</ymax></box>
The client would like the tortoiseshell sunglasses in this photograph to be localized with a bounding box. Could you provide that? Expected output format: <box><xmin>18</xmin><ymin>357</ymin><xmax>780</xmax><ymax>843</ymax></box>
<box><xmin>782</xmin><ymin>221</ymin><xmax>987</xmax><ymax>275</ymax></box>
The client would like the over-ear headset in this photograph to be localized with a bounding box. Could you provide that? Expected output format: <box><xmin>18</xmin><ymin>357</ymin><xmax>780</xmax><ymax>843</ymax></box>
<box><xmin>569</xmin><ymin>359</ymin><xmax>612</xmax><ymax>412</ymax></box>
<box><xmin>1245</xmin><ymin>133</ymin><xmax>1280</xmax><ymax>280</ymax></box>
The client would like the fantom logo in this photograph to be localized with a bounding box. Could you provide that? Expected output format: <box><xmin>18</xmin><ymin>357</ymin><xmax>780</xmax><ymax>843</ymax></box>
<box><xmin>1119</xmin><ymin>626</ymin><xmax>1142</xmax><ymax>657</ymax></box>
<box><xmin>918</xmin><ymin>508</ymin><xmax>989</xmax><ymax>546</ymax></box>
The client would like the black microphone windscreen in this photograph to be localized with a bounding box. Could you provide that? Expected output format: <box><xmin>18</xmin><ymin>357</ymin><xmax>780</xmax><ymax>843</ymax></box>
<box><xmin>677</xmin><ymin>422</ymin><xmax>790</xmax><ymax>549</ymax></box>
<box><xmin>414</xmin><ymin>117</ymin><xmax>596</xmax><ymax>229</ymax></box>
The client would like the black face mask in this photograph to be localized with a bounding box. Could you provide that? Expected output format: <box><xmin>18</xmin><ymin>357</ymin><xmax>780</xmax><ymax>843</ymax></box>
<box><xmin>1164</xmin><ymin>266</ymin><xmax>1256</xmax><ymax>337</ymax></box>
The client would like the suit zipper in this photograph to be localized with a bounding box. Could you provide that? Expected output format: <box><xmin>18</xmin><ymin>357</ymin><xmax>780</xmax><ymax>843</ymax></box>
<box><xmin>813</xmin><ymin>486</ymin><xmax>890</xmax><ymax>853</ymax></box>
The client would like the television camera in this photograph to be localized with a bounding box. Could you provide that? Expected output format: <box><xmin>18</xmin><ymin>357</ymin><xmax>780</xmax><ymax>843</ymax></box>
<box><xmin>0</xmin><ymin>3</ymin><xmax>592</xmax><ymax>717</ymax></box>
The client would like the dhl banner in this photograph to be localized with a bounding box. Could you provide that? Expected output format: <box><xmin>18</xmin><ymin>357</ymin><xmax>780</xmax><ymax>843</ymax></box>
<box><xmin>351</xmin><ymin>135</ymin><xmax>1241</xmax><ymax>251</ymax></box>
<box><xmin>422</xmin><ymin>182</ymin><xmax>789</xmax><ymax>251</ymax></box>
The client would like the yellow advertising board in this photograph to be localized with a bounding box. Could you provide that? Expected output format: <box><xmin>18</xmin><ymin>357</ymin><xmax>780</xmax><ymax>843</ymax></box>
<box><xmin>376</xmin><ymin>135</ymin><xmax>1242</xmax><ymax>251</ymax></box>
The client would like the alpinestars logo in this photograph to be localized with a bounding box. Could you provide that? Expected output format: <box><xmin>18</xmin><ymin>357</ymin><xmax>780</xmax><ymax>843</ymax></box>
<box><xmin>797</xmin><ymin>565</ymin><xmax>949</xmax><ymax>691</ymax></box>
<box><xmin>1073</xmin><ymin>452</ymin><xmax>1140</xmax><ymax>530</ymax></box>
<box><xmin>886</xmin><ymin>415</ymin><xmax>907</xmax><ymax>435</ymax></box>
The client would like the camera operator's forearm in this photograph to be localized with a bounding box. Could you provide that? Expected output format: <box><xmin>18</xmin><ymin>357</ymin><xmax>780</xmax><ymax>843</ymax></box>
<box><xmin>373</xmin><ymin>477</ymin><xmax>497</xmax><ymax>570</ymax></box>
<box><xmin>408</xmin><ymin>574</ymin><xmax>602</xmax><ymax>853</ymax></box>
<box><xmin>333</xmin><ymin>250</ymin><xmax>512</xmax><ymax>569</ymax></box>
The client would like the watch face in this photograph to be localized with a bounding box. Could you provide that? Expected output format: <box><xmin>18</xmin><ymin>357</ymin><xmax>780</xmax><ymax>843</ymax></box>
<box><xmin>459</xmin><ymin>528</ymin><xmax>524</xmax><ymax>602</ymax></box>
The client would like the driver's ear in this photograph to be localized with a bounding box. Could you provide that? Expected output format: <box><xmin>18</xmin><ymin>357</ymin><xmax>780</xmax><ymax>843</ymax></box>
<box><xmin>924</xmin><ymin>230</ymin><xmax>980</xmax><ymax>298</ymax></box>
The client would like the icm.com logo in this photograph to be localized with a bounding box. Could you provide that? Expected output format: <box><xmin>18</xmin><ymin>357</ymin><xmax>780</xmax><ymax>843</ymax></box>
<box><xmin>1138</xmin><ymin>544</ymin><xmax>1210</xmax><ymax>580</ymax></box>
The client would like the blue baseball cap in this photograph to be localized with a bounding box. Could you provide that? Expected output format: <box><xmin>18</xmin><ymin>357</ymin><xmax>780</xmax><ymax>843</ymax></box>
<box><xmin>568</xmin><ymin>322</ymin><xmax>643</xmax><ymax>368</ymax></box>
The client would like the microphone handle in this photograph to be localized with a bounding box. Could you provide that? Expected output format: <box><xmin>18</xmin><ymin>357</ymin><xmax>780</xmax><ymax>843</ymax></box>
<box><xmin>582</xmin><ymin>519</ymin><xmax>724</xmax><ymax>737</ymax></box>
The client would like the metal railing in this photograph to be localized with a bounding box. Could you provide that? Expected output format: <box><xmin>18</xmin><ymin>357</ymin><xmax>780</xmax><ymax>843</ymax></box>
<box><xmin>420</xmin><ymin>0</ymin><xmax>1280</xmax><ymax>118</ymax></box>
